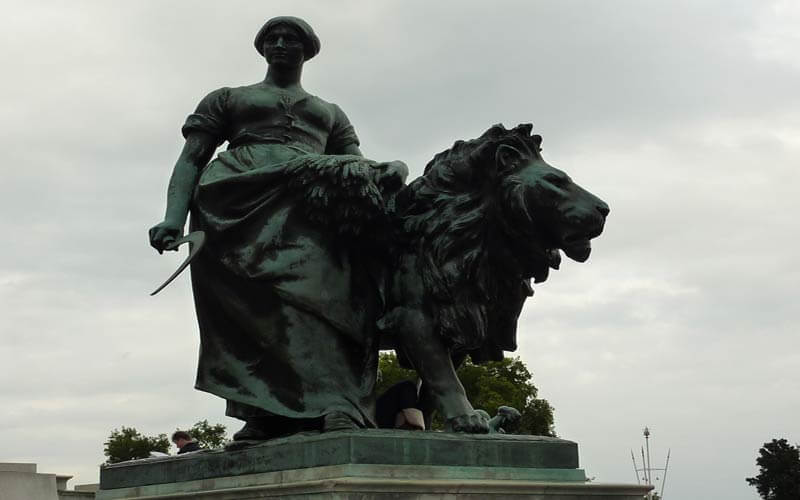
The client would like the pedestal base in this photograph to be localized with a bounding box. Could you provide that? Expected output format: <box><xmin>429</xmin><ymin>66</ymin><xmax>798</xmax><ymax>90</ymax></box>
<box><xmin>97</xmin><ymin>430</ymin><xmax>651</xmax><ymax>499</ymax></box>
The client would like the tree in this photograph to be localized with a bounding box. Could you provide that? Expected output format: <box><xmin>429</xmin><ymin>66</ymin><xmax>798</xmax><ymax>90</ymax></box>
<box><xmin>377</xmin><ymin>353</ymin><xmax>555</xmax><ymax>436</ymax></box>
<box><xmin>103</xmin><ymin>427</ymin><xmax>170</xmax><ymax>464</ymax></box>
<box><xmin>377</xmin><ymin>352</ymin><xmax>418</xmax><ymax>394</ymax></box>
<box><xmin>746</xmin><ymin>438</ymin><xmax>800</xmax><ymax>500</ymax></box>
<box><xmin>183</xmin><ymin>420</ymin><xmax>228</xmax><ymax>448</ymax></box>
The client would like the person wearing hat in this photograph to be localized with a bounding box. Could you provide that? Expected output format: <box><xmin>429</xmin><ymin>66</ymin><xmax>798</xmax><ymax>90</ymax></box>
<box><xmin>149</xmin><ymin>17</ymin><xmax>407</xmax><ymax>442</ymax></box>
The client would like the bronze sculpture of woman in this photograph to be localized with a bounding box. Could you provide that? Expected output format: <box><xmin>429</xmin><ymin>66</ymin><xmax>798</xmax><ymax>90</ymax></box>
<box><xmin>149</xmin><ymin>16</ymin><xmax>407</xmax><ymax>441</ymax></box>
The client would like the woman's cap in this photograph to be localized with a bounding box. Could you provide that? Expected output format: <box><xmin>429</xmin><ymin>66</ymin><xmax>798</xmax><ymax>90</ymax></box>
<box><xmin>254</xmin><ymin>16</ymin><xmax>321</xmax><ymax>61</ymax></box>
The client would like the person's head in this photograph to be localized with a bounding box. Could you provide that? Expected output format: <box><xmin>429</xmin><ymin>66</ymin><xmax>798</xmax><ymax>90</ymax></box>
<box><xmin>254</xmin><ymin>16</ymin><xmax>320</xmax><ymax>68</ymax></box>
<box><xmin>171</xmin><ymin>430</ymin><xmax>192</xmax><ymax>448</ymax></box>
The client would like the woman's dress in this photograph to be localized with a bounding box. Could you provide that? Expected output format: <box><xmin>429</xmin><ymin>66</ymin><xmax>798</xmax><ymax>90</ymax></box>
<box><xmin>182</xmin><ymin>83</ymin><xmax>386</xmax><ymax>427</ymax></box>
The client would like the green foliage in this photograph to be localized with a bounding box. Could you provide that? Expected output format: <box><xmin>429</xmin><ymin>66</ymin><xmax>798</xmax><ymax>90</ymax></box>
<box><xmin>746</xmin><ymin>438</ymin><xmax>800</xmax><ymax>500</ymax></box>
<box><xmin>103</xmin><ymin>427</ymin><xmax>170</xmax><ymax>464</ymax></box>
<box><xmin>185</xmin><ymin>420</ymin><xmax>228</xmax><ymax>448</ymax></box>
<box><xmin>377</xmin><ymin>353</ymin><xmax>555</xmax><ymax>436</ymax></box>
<box><xmin>457</xmin><ymin>356</ymin><xmax>555</xmax><ymax>436</ymax></box>
<box><xmin>377</xmin><ymin>352</ymin><xmax>418</xmax><ymax>395</ymax></box>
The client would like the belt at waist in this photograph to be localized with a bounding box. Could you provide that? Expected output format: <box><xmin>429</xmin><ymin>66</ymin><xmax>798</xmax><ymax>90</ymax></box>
<box><xmin>228</xmin><ymin>133</ymin><xmax>319</xmax><ymax>153</ymax></box>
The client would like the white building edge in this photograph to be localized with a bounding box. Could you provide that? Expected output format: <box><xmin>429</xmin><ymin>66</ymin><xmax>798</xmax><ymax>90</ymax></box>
<box><xmin>0</xmin><ymin>462</ymin><xmax>97</xmax><ymax>499</ymax></box>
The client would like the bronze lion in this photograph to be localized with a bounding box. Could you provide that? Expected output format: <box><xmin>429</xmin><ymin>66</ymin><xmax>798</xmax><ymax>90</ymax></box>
<box><xmin>380</xmin><ymin>123</ymin><xmax>610</xmax><ymax>433</ymax></box>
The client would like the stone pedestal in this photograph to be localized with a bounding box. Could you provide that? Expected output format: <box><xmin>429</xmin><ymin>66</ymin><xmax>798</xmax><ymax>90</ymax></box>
<box><xmin>97</xmin><ymin>430</ymin><xmax>651</xmax><ymax>499</ymax></box>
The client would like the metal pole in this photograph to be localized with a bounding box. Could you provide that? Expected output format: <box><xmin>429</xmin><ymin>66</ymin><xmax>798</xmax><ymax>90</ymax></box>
<box><xmin>631</xmin><ymin>450</ymin><xmax>641</xmax><ymax>484</ymax></box>
<box><xmin>659</xmin><ymin>449</ymin><xmax>671</xmax><ymax>499</ymax></box>
<box><xmin>644</xmin><ymin>427</ymin><xmax>652</xmax><ymax>488</ymax></box>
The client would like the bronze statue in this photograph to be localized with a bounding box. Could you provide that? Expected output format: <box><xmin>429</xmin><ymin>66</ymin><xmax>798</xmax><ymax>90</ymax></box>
<box><xmin>149</xmin><ymin>16</ymin><xmax>407</xmax><ymax>441</ymax></box>
<box><xmin>380</xmin><ymin>124</ymin><xmax>609</xmax><ymax>432</ymax></box>
<box><xmin>149</xmin><ymin>17</ymin><xmax>608</xmax><ymax>440</ymax></box>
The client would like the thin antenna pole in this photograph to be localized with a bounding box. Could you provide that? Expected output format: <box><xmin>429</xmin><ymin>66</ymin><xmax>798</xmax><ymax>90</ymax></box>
<box><xmin>634</xmin><ymin>426</ymin><xmax>668</xmax><ymax>499</ymax></box>
<box><xmin>631</xmin><ymin>450</ymin><xmax>641</xmax><ymax>484</ymax></box>
<box><xmin>644</xmin><ymin>427</ymin><xmax>652</xmax><ymax>487</ymax></box>
<box><xmin>659</xmin><ymin>448</ymin><xmax>671</xmax><ymax>499</ymax></box>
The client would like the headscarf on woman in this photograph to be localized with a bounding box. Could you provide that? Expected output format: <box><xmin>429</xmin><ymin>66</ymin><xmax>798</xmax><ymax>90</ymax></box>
<box><xmin>254</xmin><ymin>16</ymin><xmax>321</xmax><ymax>60</ymax></box>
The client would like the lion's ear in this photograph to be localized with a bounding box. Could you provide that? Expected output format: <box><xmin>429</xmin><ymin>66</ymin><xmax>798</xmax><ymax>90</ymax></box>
<box><xmin>496</xmin><ymin>144</ymin><xmax>526</xmax><ymax>172</ymax></box>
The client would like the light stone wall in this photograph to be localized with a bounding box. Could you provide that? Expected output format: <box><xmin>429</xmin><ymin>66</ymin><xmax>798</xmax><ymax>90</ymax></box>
<box><xmin>0</xmin><ymin>470</ymin><xmax>59</xmax><ymax>500</ymax></box>
<box><xmin>0</xmin><ymin>463</ymin><xmax>94</xmax><ymax>500</ymax></box>
<box><xmin>0</xmin><ymin>463</ymin><xmax>37</xmax><ymax>474</ymax></box>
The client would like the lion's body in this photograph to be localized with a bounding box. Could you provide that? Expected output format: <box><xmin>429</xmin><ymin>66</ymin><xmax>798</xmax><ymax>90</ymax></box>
<box><xmin>380</xmin><ymin>124</ymin><xmax>609</xmax><ymax>432</ymax></box>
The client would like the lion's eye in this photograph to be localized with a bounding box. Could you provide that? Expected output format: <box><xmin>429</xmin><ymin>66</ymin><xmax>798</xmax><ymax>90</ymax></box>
<box><xmin>544</xmin><ymin>174</ymin><xmax>567</xmax><ymax>187</ymax></box>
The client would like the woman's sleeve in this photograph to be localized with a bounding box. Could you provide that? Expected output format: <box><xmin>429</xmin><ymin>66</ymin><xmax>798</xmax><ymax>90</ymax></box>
<box><xmin>181</xmin><ymin>87</ymin><xmax>231</xmax><ymax>146</ymax></box>
<box><xmin>326</xmin><ymin>103</ymin><xmax>361</xmax><ymax>154</ymax></box>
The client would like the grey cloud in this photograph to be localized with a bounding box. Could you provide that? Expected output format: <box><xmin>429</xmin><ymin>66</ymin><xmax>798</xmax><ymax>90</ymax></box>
<box><xmin>1</xmin><ymin>1</ymin><xmax>798</xmax><ymax>498</ymax></box>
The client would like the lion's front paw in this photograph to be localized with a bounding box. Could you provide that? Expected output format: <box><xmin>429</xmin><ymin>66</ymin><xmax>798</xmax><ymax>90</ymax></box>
<box><xmin>488</xmin><ymin>406</ymin><xmax>522</xmax><ymax>434</ymax></box>
<box><xmin>444</xmin><ymin>410</ymin><xmax>491</xmax><ymax>434</ymax></box>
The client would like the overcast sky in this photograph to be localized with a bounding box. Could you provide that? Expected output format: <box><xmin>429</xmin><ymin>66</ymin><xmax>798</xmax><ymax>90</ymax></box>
<box><xmin>1</xmin><ymin>1</ymin><xmax>798</xmax><ymax>498</ymax></box>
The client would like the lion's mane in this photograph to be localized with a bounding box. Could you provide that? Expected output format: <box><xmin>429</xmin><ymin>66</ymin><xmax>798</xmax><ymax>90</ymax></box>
<box><xmin>395</xmin><ymin>124</ymin><xmax>545</xmax><ymax>362</ymax></box>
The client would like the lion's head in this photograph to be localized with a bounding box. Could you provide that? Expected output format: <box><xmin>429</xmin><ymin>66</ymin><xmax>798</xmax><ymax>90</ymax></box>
<box><xmin>493</xmin><ymin>126</ymin><xmax>609</xmax><ymax>283</ymax></box>
<box><xmin>395</xmin><ymin>124</ymin><xmax>609</xmax><ymax>359</ymax></box>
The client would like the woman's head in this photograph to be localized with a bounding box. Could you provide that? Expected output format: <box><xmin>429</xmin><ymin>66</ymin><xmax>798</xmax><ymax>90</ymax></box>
<box><xmin>254</xmin><ymin>16</ymin><xmax>321</xmax><ymax>63</ymax></box>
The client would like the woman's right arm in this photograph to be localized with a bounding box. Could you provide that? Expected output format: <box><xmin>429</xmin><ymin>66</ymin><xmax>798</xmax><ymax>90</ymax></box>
<box><xmin>148</xmin><ymin>132</ymin><xmax>217</xmax><ymax>253</ymax></box>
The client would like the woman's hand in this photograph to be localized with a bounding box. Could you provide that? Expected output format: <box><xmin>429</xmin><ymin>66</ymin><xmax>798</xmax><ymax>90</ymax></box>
<box><xmin>149</xmin><ymin>220</ymin><xmax>184</xmax><ymax>254</ymax></box>
<box><xmin>375</xmin><ymin>160</ymin><xmax>409</xmax><ymax>192</ymax></box>
<box><xmin>149</xmin><ymin>133</ymin><xmax>213</xmax><ymax>254</ymax></box>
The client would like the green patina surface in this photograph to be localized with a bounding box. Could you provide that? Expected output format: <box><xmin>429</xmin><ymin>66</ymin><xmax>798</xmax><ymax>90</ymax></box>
<box><xmin>148</xmin><ymin>15</ymin><xmax>610</xmax><ymax>439</ymax></box>
<box><xmin>100</xmin><ymin>430</ymin><xmax>581</xmax><ymax>490</ymax></box>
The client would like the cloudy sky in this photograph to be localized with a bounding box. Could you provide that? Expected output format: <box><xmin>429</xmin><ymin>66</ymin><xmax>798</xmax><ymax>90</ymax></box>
<box><xmin>1</xmin><ymin>1</ymin><xmax>798</xmax><ymax>498</ymax></box>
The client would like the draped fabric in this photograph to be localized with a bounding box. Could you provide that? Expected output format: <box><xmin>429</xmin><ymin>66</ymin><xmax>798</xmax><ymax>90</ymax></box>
<box><xmin>182</xmin><ymin>84</ymin><xmax>385</xmax><ymax>427</ymax></box>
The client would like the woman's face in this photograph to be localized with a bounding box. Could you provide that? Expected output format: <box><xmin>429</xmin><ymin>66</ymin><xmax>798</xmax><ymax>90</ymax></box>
<box><xmin>262</xmin><ymin>24</ymin><xmax>305</xmax><ymax>69</ymax></box>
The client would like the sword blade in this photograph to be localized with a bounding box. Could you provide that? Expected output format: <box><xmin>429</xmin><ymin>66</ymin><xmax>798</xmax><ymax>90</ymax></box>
<box><xmin>150</xmin><ymin>231</ymin><xmax>206</xmax><ymax>296</ymax></box>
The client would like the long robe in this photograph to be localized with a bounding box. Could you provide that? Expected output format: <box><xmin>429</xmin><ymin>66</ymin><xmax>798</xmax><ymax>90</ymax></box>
<box><xmin>182</xmin><ymin>84</ymin><xmax>386</xmax><ymax>427</ymax></box>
